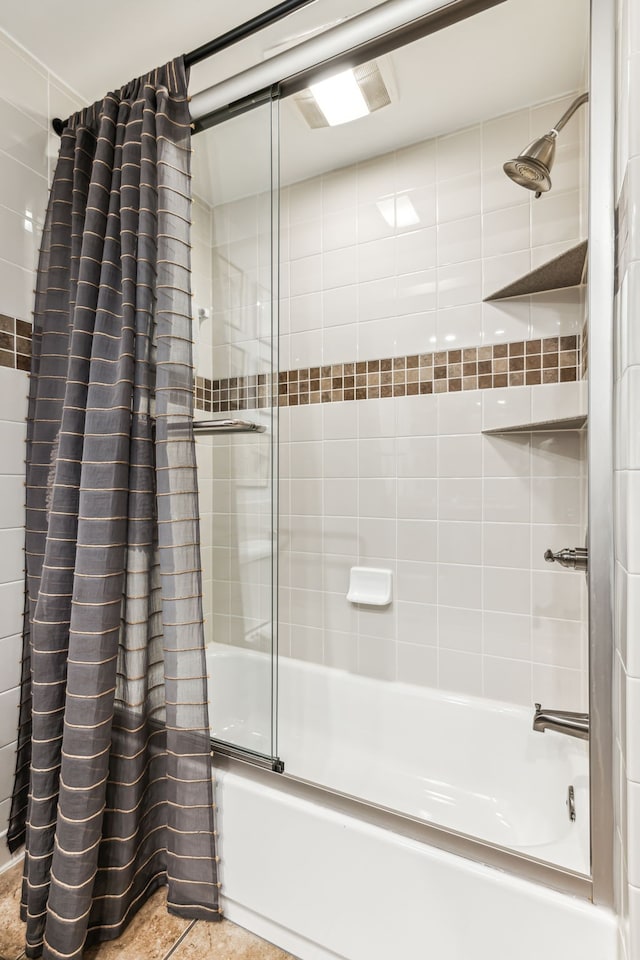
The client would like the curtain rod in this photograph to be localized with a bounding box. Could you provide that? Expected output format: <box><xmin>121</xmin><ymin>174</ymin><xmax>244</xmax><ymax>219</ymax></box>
<box><xmin>52</xmin><ymin>0</ymin><xmax>506</xmax><ymax>138</ymax></box>
<box><xmin>189</xmin><ymin>0</ymin><xmax>506</xmax><ymax>132</ymax></box>
<box><xmin>51</xmin><ymin>0</ymin><xmax>318</xmax><ymax>135</ymax></box>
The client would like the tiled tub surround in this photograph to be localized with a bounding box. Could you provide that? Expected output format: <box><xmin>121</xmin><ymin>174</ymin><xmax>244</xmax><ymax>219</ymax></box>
<box><xmin>197</xmin><ymin>93</ymin><xmax>589</xmax><ymax>710</ymax></box>
<box><xmin>277</xmin><ymin>385</ymin><xmax>588</xmax><ymax>712</ymax></box>
<box><xmin>205</xmin><ymin>97</ymin><xmax>586</xmax><ymax>391</ymax></box>
<box><xmin>276</xmin><ymin>100</ymin><xmax>587</xmax><ymax>374</ymax></box>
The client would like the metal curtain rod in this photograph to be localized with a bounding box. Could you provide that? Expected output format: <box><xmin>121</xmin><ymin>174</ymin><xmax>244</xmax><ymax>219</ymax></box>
<box><xmin>53</xmin><ymin>0</ymin><xmax>507</xmax><ymax>137</ymax></box>
<box><xmin>189</xmin><ymin>0</ymin><xmax>506</xmax><ymax>132</ymax></box>
<box><xmin>51</xmin><ymin>0</ymin><xmax>318</xmax><ymax>134</ymax></box>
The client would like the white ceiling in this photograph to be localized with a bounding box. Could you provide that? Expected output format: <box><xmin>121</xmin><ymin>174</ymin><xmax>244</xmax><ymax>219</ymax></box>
<box><xmin>1</xmin><ymin>0</ymin><xmax>589</xmax><ymax>202</ymax></box>
<box><xmin>0</xmin><ymin>0</ymin><xmax>385</xmax><ymax>102</ymax></box>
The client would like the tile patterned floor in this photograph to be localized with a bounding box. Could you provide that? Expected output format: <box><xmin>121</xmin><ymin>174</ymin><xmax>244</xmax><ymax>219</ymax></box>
<box><xmin>0</xmin><ymin>861</ymin><xmax>297</xmax><ymax>960</ymax></box>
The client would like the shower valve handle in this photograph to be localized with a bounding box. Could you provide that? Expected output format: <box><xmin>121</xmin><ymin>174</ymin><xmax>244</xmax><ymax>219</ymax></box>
<box><xmin>544</xmin><ymin>546</ymin><xmax>588</xmax><ymax>572</ymax></box>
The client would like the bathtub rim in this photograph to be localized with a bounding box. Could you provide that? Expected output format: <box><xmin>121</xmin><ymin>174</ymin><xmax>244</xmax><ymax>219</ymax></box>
<box><xmin>208</xmin><ymin>643</ymin><xmax>590</xmax><ymax>869</ymax></box>
<box><xmin>208</xmin><ymin>644</ymin><xmax>592</xmax><ymax>898</ymax></box>
<box><xmin>211</xmin><ymin>749</ymin><xmax>593</xmax><ymax>901</ymax></box>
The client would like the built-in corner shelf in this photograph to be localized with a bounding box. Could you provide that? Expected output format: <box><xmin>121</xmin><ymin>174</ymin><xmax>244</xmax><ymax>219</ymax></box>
<box><xmin>482</xmin><ymin>414</ymin><xmax>587</xmax><ymax>436</ymax></box>
<box><xmin>481</xmin><ymin>381</ymin><xmax>587</xmax><ymax>435</ymax></box>
<box><xmin>484</xmin><ymin>240</ymin><xmax>588</xmax><ymax>302</ymax></box>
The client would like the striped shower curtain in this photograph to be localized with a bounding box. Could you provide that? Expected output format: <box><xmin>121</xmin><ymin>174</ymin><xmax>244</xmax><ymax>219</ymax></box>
<box><xmin>8</xmin><ymin>58</ymin><xmax>219</xmax><ymax>960</ymax></box>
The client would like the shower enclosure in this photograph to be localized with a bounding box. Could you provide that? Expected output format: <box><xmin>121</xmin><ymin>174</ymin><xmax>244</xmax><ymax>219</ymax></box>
<box><xmin>189</xmin><ymin>0</ymin><xmax>614</xmax><ymax>922</ymax></box>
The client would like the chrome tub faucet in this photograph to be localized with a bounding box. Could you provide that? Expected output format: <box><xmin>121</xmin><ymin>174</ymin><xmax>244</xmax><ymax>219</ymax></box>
<box><xmin>533</xmin><ymin>703</ymin><xmax>589</xmax><ymax>740</ymax></box>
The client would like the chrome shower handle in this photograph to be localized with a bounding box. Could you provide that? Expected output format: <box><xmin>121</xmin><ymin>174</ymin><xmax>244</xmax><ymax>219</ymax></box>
<box><xmin>544</xmin><ymin>546</ymin><xmax>588</xmax><ymax>572</ymax></box>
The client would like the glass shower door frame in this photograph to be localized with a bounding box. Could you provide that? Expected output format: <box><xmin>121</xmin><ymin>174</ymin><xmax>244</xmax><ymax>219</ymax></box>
<box><xmin>269</xmin><ymin>93</ymin><xmax>282</xmax><ymax>770</ymax></box>
<box><xmin>586</xmin><ymin>0</ymin><xmax>615</xmax><ymax>910</ymax></box>
<box><xmin>202</xmin><ymin>87</ymin><xmax>284</xmax><ymax>773</ymax></box>
<box><xmin>202</xmin><ymin>0</ymin><xmax>616</xmax><ymax>907</ymax></box>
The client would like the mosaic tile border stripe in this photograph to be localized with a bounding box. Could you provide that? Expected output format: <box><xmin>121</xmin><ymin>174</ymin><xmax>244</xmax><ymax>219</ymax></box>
<box><xmin>4</xmin><ymin>320</ymin><xmax>582</xmax><ymax>406</ymax></box>
<box><xmin>0</xmin><ymin>315</ymin><xmax>32</xmax><ymax>371</ymax></box>
<box><xmin>195</xmin><ymin>372</ymin><xmax>273</xmax><ymax>411</ymax></box>
<box><xmin>196</xmin><ymin>335</ymin><xmax>581</xmax><ymax>412</ymax></box>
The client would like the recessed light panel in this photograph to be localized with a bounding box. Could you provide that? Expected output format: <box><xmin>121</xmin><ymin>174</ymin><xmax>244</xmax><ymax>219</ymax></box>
<box><xmin>294</xmin><ymin>60</ymin><xmax>391</xmax><ymax>129</ymax></box>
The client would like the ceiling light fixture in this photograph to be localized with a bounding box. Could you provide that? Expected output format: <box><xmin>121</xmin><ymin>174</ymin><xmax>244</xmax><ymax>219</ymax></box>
<box><xmin>309</xmin><ymin>69</ymin><xmax>369</xmax><ymax>126</ymax></box>
<box><xmin>294</xmin><ymin>59</ymin><xmax>392</xmax><ymax>129</ymax></box>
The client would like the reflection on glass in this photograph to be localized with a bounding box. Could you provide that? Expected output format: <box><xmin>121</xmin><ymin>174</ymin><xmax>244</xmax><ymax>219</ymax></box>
<box><xmin>192</xmin><ymin>101</ymin><xmax>277</xmax><ymax>758</ymax></box>
<box><xmin>275</xmin><ymin>11</ymin><xmax>590</xmax><ymax>876</ymax></box>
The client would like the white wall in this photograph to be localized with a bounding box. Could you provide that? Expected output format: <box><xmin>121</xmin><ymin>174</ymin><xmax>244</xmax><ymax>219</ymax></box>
<box><xmin>0</xmin><ymin>28</ymin><xmax>83</xmax><ymax>868</ymax></box>
<box><xmin>614</xmin><ymin>1</ymin><xmax>640</xmax><ymax>956</ymax></box>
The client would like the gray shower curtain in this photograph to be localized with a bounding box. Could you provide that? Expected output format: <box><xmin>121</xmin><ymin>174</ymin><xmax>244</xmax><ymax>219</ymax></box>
<box><xmin>8</xmin><ymin>58</ymin><xmax>219</xmax><ymax>960</ymax></box>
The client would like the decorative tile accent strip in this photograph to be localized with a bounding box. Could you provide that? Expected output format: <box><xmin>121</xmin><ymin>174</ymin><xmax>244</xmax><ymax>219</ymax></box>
<box><xmin>0</xmin><ymin>315</ymin><xmax>32</xmax><ymax>371</ymax></box>
<box><xmin>6</xmin><ymin>322</ymin><xmax>582</xmax><ymax>401</ymax></box>
<box><xmin>195</xmin><ymin>373</ymin><xmax>273</xmax><ymax>411</ymax></box>
<box><xmin>196</xmin><ymin>335</ymin><xmax>581</xmax><ymax>412</ymax></box>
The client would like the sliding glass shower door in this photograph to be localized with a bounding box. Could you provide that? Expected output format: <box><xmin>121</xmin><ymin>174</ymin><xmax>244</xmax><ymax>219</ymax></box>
<box><xmin>190</xmin><ymin>0</ymin><xmax>597</xmax><ymax>895</ymax></box>
<box><xmin>192</xmin><ymin>97</ymin><xmax>280</xmax><ymax>762</ymax></box>
<box><xmin>273</xmin><ymin>1</ymin><xmax>591</xmax><ymax>881</ymax></box>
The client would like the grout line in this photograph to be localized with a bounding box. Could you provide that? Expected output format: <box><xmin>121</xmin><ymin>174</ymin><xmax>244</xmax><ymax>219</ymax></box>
<box><xmin>160</xmin><ymin>918</ymin><xmax>198</xmax><ymax>960</ymax></box>
<box><xmin>0</xmin><ymin>145</ymin><xmax>49</xmax><ymax>182</ymax></box>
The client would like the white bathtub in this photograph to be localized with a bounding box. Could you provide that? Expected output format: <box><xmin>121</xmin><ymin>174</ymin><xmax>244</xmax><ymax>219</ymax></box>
<box><xmin>207</xmin><ymin>644</ymin><xmax>589</xmax><ymax>872</ymax></box>
<box><xmin>207</xmin><ymin>645</ymin><xmax>616</xmax><ymax>960</ymax></box>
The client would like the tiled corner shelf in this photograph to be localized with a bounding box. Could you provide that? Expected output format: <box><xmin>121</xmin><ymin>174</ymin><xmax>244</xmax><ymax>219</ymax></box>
<box><xmin>483</xmin><ymin>414</ymin><xmax>587</xmax><ymax>436</ymax></box>
<box><xmin>484</xmin><ymin>240</ymin><xmax>588</xmax><ymax>302</ymax></box>
<box><xmin>482</xmin><ymin>380</ymin><xmax>588</xmax><ymax>435</ymax></box>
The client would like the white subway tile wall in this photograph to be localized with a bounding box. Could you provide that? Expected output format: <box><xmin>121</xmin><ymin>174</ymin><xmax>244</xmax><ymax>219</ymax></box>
<box><xmin>0</xmin><ymin>29</ymin><xmax>84</xmax><ymax>865</ymax></box>
<box><xmin>277</xmin><ymin>94</ymin><xmax>587</xmax><ymax>707</ymax></box>
<box><xmin>614</xmin><ymin>0</ymin><xmax>640</xmax><ymax>956</ymax></box>
<box><xmin>192</xmin><ymin>183</ymin><xmax>276</xmax><ymax>664</ymax></box>
<box><xmin>199</xmin><ymin>94</ymin><xmax>590</xmax><ymax>712</ymax></box>
<box><xmin>278</xmin><ymin>387</ymin><xmax>587</xmax><ymax>708</ymax></box>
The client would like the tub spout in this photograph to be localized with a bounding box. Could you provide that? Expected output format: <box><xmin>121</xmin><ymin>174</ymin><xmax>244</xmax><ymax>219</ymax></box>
<box><xmin>533</xmin><ymin>703</ymin><xmax>589</xmax><ymax>740</ymax></box>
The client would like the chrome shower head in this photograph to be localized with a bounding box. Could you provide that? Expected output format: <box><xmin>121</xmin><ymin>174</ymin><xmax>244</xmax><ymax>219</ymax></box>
<box><xmin>503</xmin><ymin>131</ymin><xmax>557</xmax><ymax>199</ymax></box>
<box><xmin>503</xmin><ymin>92</ymin><xmax>589</xmax><ymax>199</ymax></box>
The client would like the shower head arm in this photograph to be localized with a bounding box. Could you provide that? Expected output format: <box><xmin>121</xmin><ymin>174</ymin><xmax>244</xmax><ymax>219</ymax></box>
<box><xmin>503</xmin><ymin>92</ymin><xmax>588</xmax><ymax>198</ymax></box>
<box><xmin>552</xmin><ymin>92</ymin><xmax>589</xmax><ymax>134</ymax></box>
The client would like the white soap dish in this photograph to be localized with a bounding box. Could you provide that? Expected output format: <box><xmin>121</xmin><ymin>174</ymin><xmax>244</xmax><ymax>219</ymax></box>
<box><xmin>347</xmin><ymin>567</ymin><xmax>392</xmax><ymax>606</ymax></box>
